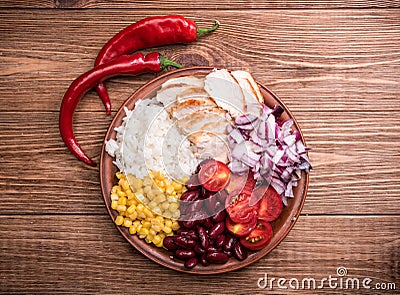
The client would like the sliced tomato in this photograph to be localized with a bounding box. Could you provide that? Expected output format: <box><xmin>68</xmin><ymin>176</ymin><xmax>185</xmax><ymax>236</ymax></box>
<box><xmin>258</xmin><ymin>186</ymin><xmax>283</xmax><ymax>222</ymax></box>
<box><xmin>225</xmin><ymin>173</ymin><xmax>248</xmax><ymax>197</ymax></box>
<box><xmin>226</xmin><ymin>216</ymin><xmax>257</xmax><ymax>237</ymax></box>
<box><xmin>198</xmin><ymin>160</ymin><xmax>231</xmax><ymax>192</ymax></box>
<box><xmin>226</xmin><ymin>194</ymin><xmax>258</xmax><ymax>224</ymax></box>
<box><xmin>241</xmin><ymin>171</ymin><xmax>256</xmax><ymax>197</ymax></box>
<box><xmin>240</xmin><ymin>220</ymin><xmax>273</xmax><ymax>251</ymax></box>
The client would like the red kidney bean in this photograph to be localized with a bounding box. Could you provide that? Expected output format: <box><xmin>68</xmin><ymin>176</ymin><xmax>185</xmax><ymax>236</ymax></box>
<box><xmin>174</xmin><ymin>236</ymin><xmax>196</xmax><ymax>249</ymax></box>
<box><xmin>163</xmin><ymin>236</ymin><xmax>178</xmax><ymax>251</ymax></box>
<box><xmin>185</xmin><ymin>175</ymin><xmax>200</xmax><ymax>191</ymax></box>
<box><xmin>206</xmin><ymin>252</ymin><xmax>229</xmax><ymax>264</ymax></box>
<box><xmin>180</xmin><ymin>190</ymin><xmax>200</xmax><ymax>202</ymax></box>
<box><xmin>194</xmin><ymin>244</ymin><xmax>206</xmax><ymax>255</ymax></box>
<box><xmin>184</xmin><ymin>257</ymin><xmax>198</xmax><ymax>269</ymax></box>
<box><xmin>203</xmin><ymin>218</ymin><xmax>214</xmax><ymax>229</ymax></box>
<box><xmin>175</xmin><ymin>249</ymin><xmax>196</xmax><ymax>260</ymax></box>
<box><xmin>205</xmin><ymin>194</ymin><xmax>218</xmax><ymax>215</ymax></box>
<box><xmin>206</xmin><ymin>245</ymin><xmax>218</xmax><ymax>253</ymax></box>
<box><xmin>233</xmin><ymin>242</ymin><xmax>248</xmax><ymax>261</ymax></box>
<box><xmin>201</xmin><ymin>187</ymin><xmax>214</xmax><ymax>200</ymax></box>
<box><xmin>200</xmin><ymin>253</ymin><xmax>210</xmax><ymax>266</ymax></box>
<box><xmin>177</xmin><ymin>229</ymin><xmax>198</xmax><ymax>240</ymax></box>
<box><xmin>208</xmin><ymin>222</ymin><xmax>225</xmax><ymax>239</ymax></box>
<box><xmin>223</xmin><ymin>236</ymin><xmax>236</xmax><ymax>252</ymax></box>
<box><xmin>211</xmin><ymin>210</ymin><xmax>226</xmax><ymax>223</ymax></box>
<box><xmin>215</xmin><ymin>234</ymin><xmax>226</xmax><ymax>248</ymax></box>
<box><xmin>181</xmin><ymin>220</ymin><xmax>197</xmax><ymax>229</ymax></box>
<box><xmin>197</xmin><ymin>226</ymin><xmax>209</xmax><ymax>249</ymax></box>
<box><xmin>188</xmin><ymin>199</ymin><xmax>204</xmax><ymax>213</ymax></box>
<box><xmin>224</xmin><ymin>250</ymin><xmax>233</xmax><ymax>257</ymax></box>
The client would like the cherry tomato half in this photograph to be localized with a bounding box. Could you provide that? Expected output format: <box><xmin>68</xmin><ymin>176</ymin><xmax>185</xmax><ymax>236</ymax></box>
<box><xmin>226</xmin><ymin>194</ymin><xmax>258</xmax><ymax>224</ymax></box>
<box><xmin>240</xmin><ymin>220</ymin><xmax>273</xmax><ymax>251</ymax></box>
<box><xmin>257</xmin><ymin>186</ymin><xmax>283</xmax><ymax>222</ymax></box>
<box><xmin>226</xmin><ymin>216</ymin><xmax>257</xmax><ymax>237</ymax></box>
<box><xmin>198</xmin><ymin>160</ymin><xmax>230</xmax><ymax>192</ymax></box>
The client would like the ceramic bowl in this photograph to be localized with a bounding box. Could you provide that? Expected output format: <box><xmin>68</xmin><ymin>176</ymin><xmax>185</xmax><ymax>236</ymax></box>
<box><xmin>100</xmin><ymin>67</ymin><xmax>309</xmax><ymax>274</ymax></box>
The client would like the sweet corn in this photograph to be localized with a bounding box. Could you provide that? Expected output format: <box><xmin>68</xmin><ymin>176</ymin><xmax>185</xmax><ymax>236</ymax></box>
<box><xmin>115</xmin><ymin>215</ymin><xmax>124</xmax><ymax>226</ymax></box>
<box><xmin>110</xmin><ymin>171</ymin><xmax>187</xmax><ymax>248</ymax></box>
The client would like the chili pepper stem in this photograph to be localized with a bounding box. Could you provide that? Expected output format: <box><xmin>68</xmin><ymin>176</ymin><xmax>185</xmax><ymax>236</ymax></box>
<box><xmin>159</xmin><ymin>55</ymin><xmax>183</xmax><ymax>70</ymax></box>
<box><xmin>197</xmin><ymin>20</ymin><xmax>220</xmax><ymax>38</ymax></box>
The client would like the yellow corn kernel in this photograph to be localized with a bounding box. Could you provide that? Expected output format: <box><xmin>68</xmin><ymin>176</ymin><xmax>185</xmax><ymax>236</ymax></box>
<box><xmin>152</xmin><ymin>207</ymin><xmax>162</xmax><ymax>216</ymax></box>
<box><xmin>172</xmin><ymin>210</ymin><xmax>180</xmax><ymax>219</ymax></box>
<box><xmin>143</xmin><ymin>207</ymin><xmax>154</xmax><ymax>218</ymax></box>
<box><xmin>127</xmin><ymin>197</ymin><xmax>138</xmax><ymax>206</ymax></box>
<box><xmin>161</xmin><ymin>201</ymin><xmax>170</xmax><ymax>211</ymax></box>
<box><xmin>172</xmin><ymin>220</ymin><xmax>180</xmax><ymax>231</ymax></box>
<box><xmin>172</xmin><ymin>181</ymin><xmax>183</xmax><ymax>191</ymax></box>
<box><xmin>117</xmin><ymin>189</ymin><xmax>126</xmax><ymax>198</ymax></box>
<box><xmin>156</xmin><ymin>171</ymin><xmax>164</xmax><ymax>180</ymax></box>
<box><xmin>132</xmin><ymin>220</ymin><xmax>141</xmax><ymax>228</ymax></box>
<box><xmin>127</xmin><ymin>175</ymin><xmax>142</xmax><ymax>190</ymax></box>
<box><xmin>154</xmin><ymin>240</ymin><xmax>164</xmax><ymax>248</ymax></box>
<box><xmin>126</xmin><ymin>204</ymin><xmax>137</xmax><ymax>214</ymax></box>
<box><xmin>149</xmin><ymin>228</ymin><xmax>157</xmax><ymax>236</ymax></box>
<box><xmin>168</xmin><ymin>202</ymin><xmax>179</xmax><ymax>213</ymax></box>
<box><xmin>118</xmin><ymin>197</ymin><xmax>127</xmax><ymax>206</ymax></box>
<box><xmin>165</xmin><ymin>185</ymin><xmax>174</xmax><ymax>195</ymax></box>
<box><xmin>115</xmin><ymin>215</ymin><xmax>124</xmax><ymax>226</ymax></box>
<box><xmin>147</xmin><ymin>201</ymin><xmax>157</xmax><ymax>209</ymax></box>
<box><xmin>181</xmin><ymin>176</ymin><xmax>189</xmax><ymax>183</ymax></box>
<box><xmin>164</xmin><ymin>219</ymin><xmax>172</xmax><ymax>229</ymax></box>
<box><xmin>164</xmin><ymin>211</ymin><xmax>172</xmax><ymax>219</ymax></box>
<box><xmin>116</xmin><ymin>205</ymin><xmax>126</xmax><ymax>212</ymax></box>
<box><xmin>142</xmin><ymin>220</ymin><xmax>151</xmax><ymax>229</ymax></box>
<box><xmin>116</xmin><ymin>172</ymin><xmax>124</xmax><ymax>179</ymax></box>
<box><xmin>153</xmin><ymin>235</ymin><xmax>162</xmax><ymax>245</ymax></box>
<box><xmin>138</xmin><ymin>227</ymin><xmax>149</xmax><ymax>236</ymax></box>
<box><xmin>143</xmin><ymin>186</ymin><xmax>151</xmax><ymax>194</ymax></box>
<box><xmin>121</xmin><ymin>180</ymin><xmax>130</xmax><ymax>192</ymax></box>
<box><xmin>129</xmin><ymin>225</ymin><xmax>137</xmax><ymax>235</ymax></box>
<box><xmin>128</xmin><ymin>211</ymin><xmax>138</xmax><ymax>221</ymax></box>
<box><xmin>151</xmin><ymin>224</ymin><xmax>162</xmax><ymax>232</ymax></box>
<box><xmin>111</xmin><ymin>200</ymin><xmax>118</xmax><ymax>210</ymax></box>
<box><xmin>136</xmin><ymin>203</ymin><xmax>144</xmax><ymax>213</ymax></box>
<box><xmin>123</xmin><ymin>219</ymin><xmax>132</xmax><ymax>228</ymax></box>
<box><xmin>110</xmin><ymin>193</ymin><xmax>119</xmax><ymax>201</ymax></box>
<box><xmin>154</xmin><ymin>194</ymin><xmax>166</xmax><ymax>204</ymax></box>
<box><xmin>163</xmin><ymin>226</ymin><xmax>172</xmax><ymax>234</ymax></box>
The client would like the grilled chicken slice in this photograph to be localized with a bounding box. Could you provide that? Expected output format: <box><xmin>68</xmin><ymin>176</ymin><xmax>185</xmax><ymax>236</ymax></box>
<box><xmin>176</xmin><ymin>107</ymin><xmax>231</xmax><ymax>163</ymax></box>
<box><xmin>231</xmin><ymin>70</ymin><xmax>263</xmax><ymax>116</ymax></box>
<box><xmin>161</xmin><ymin>76</ymin><xmax>204</xmax><ymax>89</ymax></box>
<box><xmin>204</xmin><ymin>69</ymin><xmax>245</xmax><ymax>118</ymax></box>
<box><xmin>170</xmin><ymin>87</ymin><xmax>217</xmax><ymax>119</ymax></box>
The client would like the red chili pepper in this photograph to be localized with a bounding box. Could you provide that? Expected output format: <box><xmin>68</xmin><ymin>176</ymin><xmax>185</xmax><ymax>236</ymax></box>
<box><xmin>95</xmin><ymin>15</ymin><xmax>219</xmax><ymax>114</ymax></box>
<box><xmin>59</xmin><ymin>52</ymin><xmax>182</xmax><ymax>167</ymax></box>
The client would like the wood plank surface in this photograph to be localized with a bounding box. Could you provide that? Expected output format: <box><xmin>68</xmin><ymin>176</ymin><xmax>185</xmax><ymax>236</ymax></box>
<box><xmin>1</xmin><ymin>10</ymin><xmax>399</xmax><ymax>113</ymax></box>
<box><xmin>0</xmin><ymin>110</ymin><xmax>399</xmax><ymax>215</ymax></box>
<box><xmin>0</xmin><ymin>0</ymin><xmax>399</xmax><ymax>9</ymax></box>
<box><xmin>0</xmin><ymin>3</ymin><xmax>399</xmax><ymax>294</ymax></box>
<box><xmin>0</xmin><ymin>215</ymin><xmax>398</xmax><ymax>294</ymax></box>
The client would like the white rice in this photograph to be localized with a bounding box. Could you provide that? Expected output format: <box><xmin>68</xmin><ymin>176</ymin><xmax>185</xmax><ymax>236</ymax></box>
<box><xmin>105</xmin><ymin>98</ymin><xmax>198</xmax><ymax>180</ymax></box>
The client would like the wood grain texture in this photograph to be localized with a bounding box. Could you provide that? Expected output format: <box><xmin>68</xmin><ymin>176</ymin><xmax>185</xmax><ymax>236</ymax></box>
<box><xmin>0</xmin><ymin>9</ymin><xmax>399</xmax><ymax>113</ymax></box>
<box><xmin>0</xmin><ymin>4</ymin><xmax>399</xmax><ymax>294</ymax></box>
<box><xmin>0</xmin><ymin>110</ymin><xmax>399</xmax><ymax>215</ymax></box>
<box><xmin>0</xmin><ymin>215</ymin><xmax>398</xmax><ymax>294</ymax></box>
<box><xmin>0</xmin><ymin>0</ymin><xmax>399</xmax><ymax>9</ymax></box>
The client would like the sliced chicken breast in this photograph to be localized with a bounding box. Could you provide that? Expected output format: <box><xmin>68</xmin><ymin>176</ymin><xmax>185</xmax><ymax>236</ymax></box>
<box><xmin>160</xmin><ymin>76</ymin><xmax>205</xmax><ymax>89</ymax></box>
<box><xmin>204</xmin><ymin>69</ymin><xmax>246</xmax><ymax>118</ymax></box>
<box><xmin>231</xmin><ymin>70</ymin><xmax>263</xmax><ymax>103</ymax></box>
<box><xmin>231</xmin><ymin>71</ymin><xmax>262</xmax><ymax>117</ymax></box>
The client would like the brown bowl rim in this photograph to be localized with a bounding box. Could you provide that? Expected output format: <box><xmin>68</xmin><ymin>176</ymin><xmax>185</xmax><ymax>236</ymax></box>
<box><xmin>100</xmin><ymin>66</ymin><xmax>309</xmax><ymax>274</ymax></box>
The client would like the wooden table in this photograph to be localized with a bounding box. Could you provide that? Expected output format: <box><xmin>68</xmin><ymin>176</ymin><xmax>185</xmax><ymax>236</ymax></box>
<box><xmin>0</xmin><ymin>1</ymin><xmax>399</xmax><ymax>294</ymax></box>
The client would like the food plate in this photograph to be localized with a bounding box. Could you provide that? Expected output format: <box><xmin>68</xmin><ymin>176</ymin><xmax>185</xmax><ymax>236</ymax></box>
<box><xmin>100</xmin><ymin>67</ymin><xmax>309</xmax><ymax>274</ymax></box>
